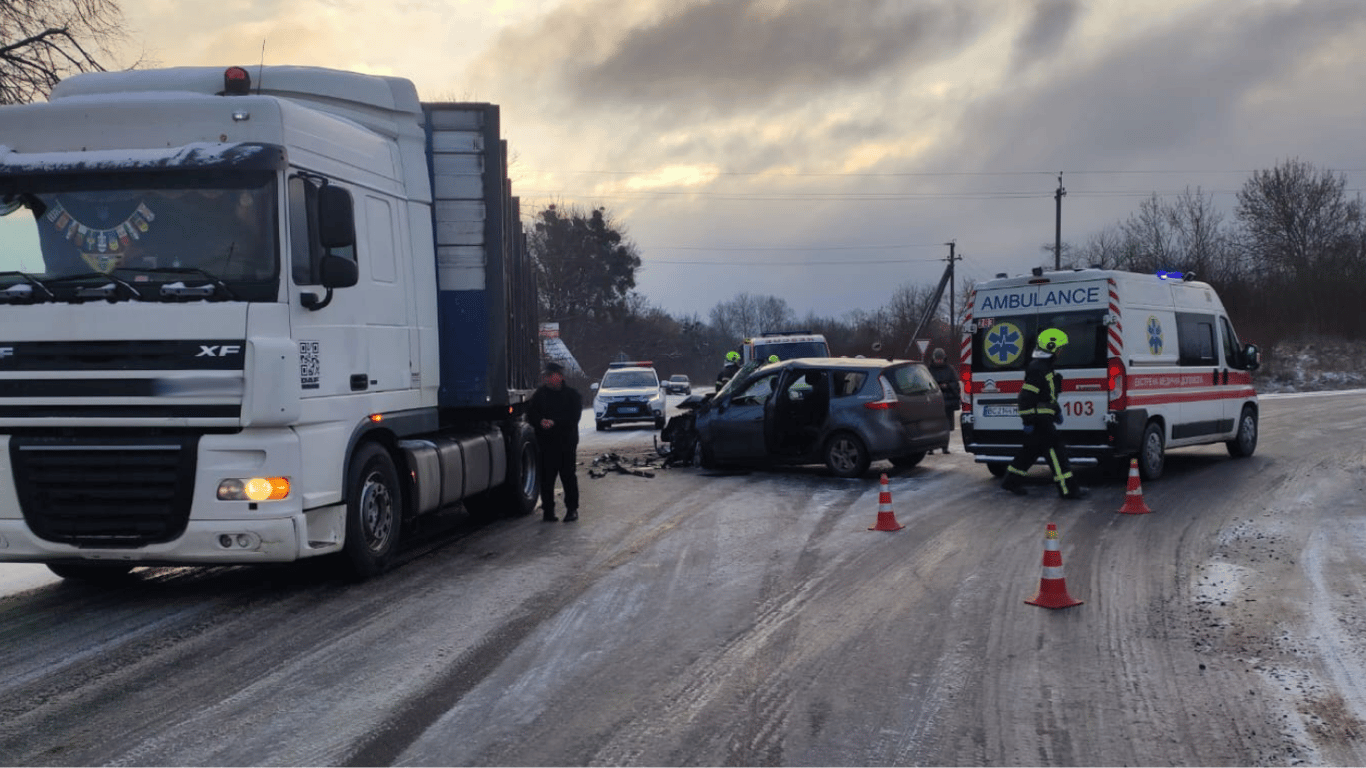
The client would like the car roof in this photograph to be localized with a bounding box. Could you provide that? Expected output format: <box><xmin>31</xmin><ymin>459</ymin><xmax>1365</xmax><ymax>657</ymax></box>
<box><xmin>766</xmin><ymin>357</ymin><xmax>913</xmax><ymax>371</ymax></box>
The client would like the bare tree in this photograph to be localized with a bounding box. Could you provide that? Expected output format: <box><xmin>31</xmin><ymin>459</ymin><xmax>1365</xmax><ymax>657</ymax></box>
<box><xmin>707</xmin><ymin>292</ymin><xmax>795</xmax><ymax>341</ymax></box>
<box><xmin>0</xmin><ymin>0</ymin><xmax>132</xmax><ymax>105</ymax></box>
<box><xmin>1235</xmin><ymin>158</ymin><xmax>1362</xmax><ymax>280</ymax></box>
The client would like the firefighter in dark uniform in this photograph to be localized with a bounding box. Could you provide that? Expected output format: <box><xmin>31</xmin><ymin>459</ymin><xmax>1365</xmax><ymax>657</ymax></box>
<box><xmin>715</xmin><ymin>350</ymin><xmax>741</xmax><ymax>391</ymax></box>
<box><xmin>1001</xmin><ymin>329</ymin><xmax>1089</xmax><ymax>500</ymax></box>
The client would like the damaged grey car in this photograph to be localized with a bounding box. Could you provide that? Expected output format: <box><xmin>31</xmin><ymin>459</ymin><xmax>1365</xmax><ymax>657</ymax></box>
<box><xmin>676</xmin><ymin>357</ymin><xmax>951</xmax><ymax>478</ymax></box>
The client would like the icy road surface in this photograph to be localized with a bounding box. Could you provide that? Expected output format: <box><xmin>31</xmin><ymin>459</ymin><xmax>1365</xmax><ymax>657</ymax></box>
<box><xmin>2</xmin><ymin>391</ymin><xmax>1366</xmax><ymax>765</ymax></box>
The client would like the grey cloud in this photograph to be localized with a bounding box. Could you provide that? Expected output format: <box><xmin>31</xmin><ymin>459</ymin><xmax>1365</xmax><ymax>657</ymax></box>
<box><xmin>1012</xmin><ymin>0</ymin><xmax>1082</xmax><ymax>70</ymax></box>
<box><xmin>570</xmin><ymin>0</ymin><xmax>988</xmax><ymax>112</ymax></box>
<box><xmin>948</xmin><ymin>1</ymin><xmax>1366</xmax><ymax>175</ymax></box>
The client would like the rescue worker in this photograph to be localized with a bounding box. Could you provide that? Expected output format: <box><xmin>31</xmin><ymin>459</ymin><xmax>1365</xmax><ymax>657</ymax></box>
<box><xmin>928</xmin><ymin>348</ymin><xmax>960</xmax><ymax>454</ymax></box>
<box><xmin>715</xmin><ymin>350</ymin><xmax>741</xmax><ymax>391</ymax></box>
<box><xmin>1001</xmin><ymin>329</ymin><xmax>1089</xmax><ymax>500</ymax></box>
<box><xmin>767</xmin><ymin>354</ymin><xmax>780</xmax><ymax>364</ymax></box>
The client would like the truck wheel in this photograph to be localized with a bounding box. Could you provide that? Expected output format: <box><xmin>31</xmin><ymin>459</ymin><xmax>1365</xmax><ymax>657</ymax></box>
<box><xmin>1226</xmin><ymin>406</ymin><xmax>1258</xmax><ymax>458</ymax></box>
<box><xmin>824</xmin><ymin>431</ymin><xmax>870</xmax><ymax>478</ymax></box>
<box><xmin>1139</xmin><ymin>421</ymin><xmax>1165</xmax><ymax>481</ymax></box>
<box><xmin>341</xmin><ymin>442</ymin><xmax>402</xmax><ymax>580</ymax></box>
<box><xmin>986</xmin><ymin>462</ymin><xmax>1008</xmax><ymax>478</ymax></box>
<box><xmin>465</xmin><ymin>422</ymin><xmax>540</xmax><ymax>519</ymax></box>
<box><xmin>46</xmin><ymin>563</ymin><xmax>135</xmax><ymax>581</ymax></box>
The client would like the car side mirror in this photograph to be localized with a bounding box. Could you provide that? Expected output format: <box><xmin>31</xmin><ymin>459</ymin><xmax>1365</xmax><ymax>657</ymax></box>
<box><xmin>1243</xmin><ymin>343</ymin><xmax>1261</xmax><ymax>371</ymax></box>
<box><xmin>590</xmin><ymin>382</ymin><xmax>599</xmax><ymax>391</ymax></box>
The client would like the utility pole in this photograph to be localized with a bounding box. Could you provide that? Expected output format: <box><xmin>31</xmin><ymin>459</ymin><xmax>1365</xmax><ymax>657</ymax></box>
<box><xmin>1054</xmin><ymin>172</ymin><xmax>1066</xmax><ymax>271</ymax></box>
<box><xmin>945</xmin><ymin>240</ymin><xmax>961</xmax><ymax>330</ymax></box>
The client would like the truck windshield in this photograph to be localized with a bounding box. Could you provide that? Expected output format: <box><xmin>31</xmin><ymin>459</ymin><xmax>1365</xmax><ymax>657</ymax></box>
<box><xmin>751</xmin><ymin>341</ymin><xmax>828</xmax><ymax>361</ymax></box>
<box><xmin>0</xmin><ymin>170</ymin><xmax>278</xmax><ymax>302</ymax></box>
<box><xmin>970</xmin><ymin>309</ymin><xmax>1108</xmax><ymax>371</ymax></box>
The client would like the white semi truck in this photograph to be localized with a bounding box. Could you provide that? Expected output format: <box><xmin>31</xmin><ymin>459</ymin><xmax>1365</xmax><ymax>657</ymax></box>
<box><xmin>0</xmin><ymin>65</ymin><xmax>542</xmax><ymax>579</ymax></box>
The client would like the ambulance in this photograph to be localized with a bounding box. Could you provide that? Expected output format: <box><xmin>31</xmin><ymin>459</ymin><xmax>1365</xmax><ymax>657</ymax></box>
<box><xmin>958</xmin><ymin>268</ymin><xmax>1261</xmax><ymax>480</ymax></box>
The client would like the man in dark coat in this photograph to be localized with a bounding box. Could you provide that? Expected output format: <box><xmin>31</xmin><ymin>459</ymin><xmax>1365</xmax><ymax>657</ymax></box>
<box><xmin>1001</xmin><ymin>329</ymin><xmax>1088</xmax><ymax>500</ymax></box>
<box><xmin>928</xmin><ymin>348</ymin><xmax>961</xmax><ymax>454</ymax></box>
<box><xmin>526</xmin><ymin>362</ymin><xmax>584</xmax><ymax>521</ymax></box>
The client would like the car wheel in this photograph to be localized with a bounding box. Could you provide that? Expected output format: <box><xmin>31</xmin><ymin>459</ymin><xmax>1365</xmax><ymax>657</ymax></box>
<box><xmin>655</xmin><ymin>416</ymin><xmax>666</xmax><ymax>430</ymax></box>
<box><xmin>46</xmin><ymin>562</ymin><xmax>135</xmax><ymax>581</ymax></box>
<box><xmin>697</xmin><ymin>441</ymin><xmax>716</xmax><ymax>470</ymax></box>
<box><xmin>595</xmin><ymin>420</ymin><xmax>607</xmax><ymax>431</ymax></box>
<box><xmin>889</xmin><ymin>452</ymin><xmax>926</xmax><ymax>469</ymax></box>
<box><xmin>986</xmin><ymin>461</ymin><xmax>1008</xmax><ymax>478</ymax></box>
<box><xmin>340</xmin><ymin>442</ymin><xmax>402</xmax><ymax>580</ymax></box>
<box><xmin>823</xmin><ymin>431</ymin><xmax>870</xmax><ymax>478</ymax></box>
<box><xmin>1226</xmin><ymin>405</ymin><xmax>1257</xmax><ymax>458</ymax></box>
<box><xmin>1139</xmin><ymin>421</ymin><xmax>1165</xmax><ymax>481</ymax></box>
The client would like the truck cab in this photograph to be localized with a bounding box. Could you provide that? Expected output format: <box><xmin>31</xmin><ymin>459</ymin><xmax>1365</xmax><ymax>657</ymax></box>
<box><xmin>0</xmin><ymin>65</ymin><xmax>539</xmax><ymax>579</ymax></box>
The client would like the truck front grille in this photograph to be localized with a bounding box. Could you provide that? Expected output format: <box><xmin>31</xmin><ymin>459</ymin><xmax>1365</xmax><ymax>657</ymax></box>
<box><xmin>10</xmin><ymin>435</ymin><xmax>199</xmax><ymax>547</ymax></box>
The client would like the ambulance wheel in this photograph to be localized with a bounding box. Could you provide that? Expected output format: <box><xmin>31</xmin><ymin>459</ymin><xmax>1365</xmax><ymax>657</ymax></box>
<box><xmin>1226</xmin><ymin>405</ymin><xmax>1258</xmax><ymax>458</ymax></box>
<box><xmin>1138</xmin><ymin>421</ymin><xmax>1165</xmax><ymax>481</ymax></box>
<box><xmin>986</xmin><ymin>462</ymin><xmax>1008</xmax><ymax>478</ymax></box>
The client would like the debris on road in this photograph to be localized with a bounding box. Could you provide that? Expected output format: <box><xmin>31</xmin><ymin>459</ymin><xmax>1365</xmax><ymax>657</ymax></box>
<box><xmin>589</xmin><ymin>452</ymin><xmax>659</xmax><ymax>479</ymax></box>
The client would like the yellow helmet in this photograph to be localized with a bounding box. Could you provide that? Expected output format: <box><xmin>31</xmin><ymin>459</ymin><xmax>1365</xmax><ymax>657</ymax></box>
<box><xmin>1037</xmin><ymin>328</ymin><xmax>1069</xmax><ymax>353</ymax></box>
<box><xmin>767</xmin><ymin>354</ymin><xmax>780</xmax><ymax>363</ymax></box>
<box><xmin>726</xmin><ymin>351</ymin><xmax>740</xmax><ymax>363</ymax></box>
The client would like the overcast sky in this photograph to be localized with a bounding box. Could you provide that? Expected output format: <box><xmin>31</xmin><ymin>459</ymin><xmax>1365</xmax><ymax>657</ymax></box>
<box><xmin>116</xmin><ymin>0</ymin><xmax>1366</xmax><ymax>320</ymax></box>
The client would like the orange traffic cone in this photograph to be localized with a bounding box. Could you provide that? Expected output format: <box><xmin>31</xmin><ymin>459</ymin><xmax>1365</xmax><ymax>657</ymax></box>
<box><xmin>1025</xmin><ymin>523</ymin><xmax>1083</xmax><ymax>609</ymax></box>
<box><xmin>1117</xmin><ymin>458</ymin><xmax>1154</xmax><ymax>515</ymax></box>
<box><xmin>869</xmin><ymin>473</ymin><xmax>904</xmax><ymax>531</ymax></box>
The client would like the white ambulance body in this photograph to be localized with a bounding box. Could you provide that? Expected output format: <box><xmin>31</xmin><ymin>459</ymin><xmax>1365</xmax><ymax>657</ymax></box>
<box><xmin>958</xmin><ymin>268</ymin><xmax>1261</xmax><ymax>480</ymax></box>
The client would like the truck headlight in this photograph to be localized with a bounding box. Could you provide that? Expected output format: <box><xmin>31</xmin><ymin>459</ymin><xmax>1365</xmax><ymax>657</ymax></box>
<box><xmin>217</xmin><ymin>477</ymin><xmax>291</xmax><ymax>501</ymax></box>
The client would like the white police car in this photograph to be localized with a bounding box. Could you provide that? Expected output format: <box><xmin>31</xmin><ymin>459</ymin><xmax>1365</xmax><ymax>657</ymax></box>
<box><xmin>592</xmin><ymin>361</ymin><xmax>667</xmax><ymax>431</ymax></box>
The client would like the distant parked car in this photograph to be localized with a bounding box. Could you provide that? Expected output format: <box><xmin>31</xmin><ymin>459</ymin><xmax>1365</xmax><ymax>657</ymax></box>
<box><xmin>692</xmin><ymin>357</ymin><xmax>950</xmax><ymax>478</ymax></box>
<box><xmin>664</xmin><ymin>374</ymin><xmax>692</xmax><ymax>395</ymax></box>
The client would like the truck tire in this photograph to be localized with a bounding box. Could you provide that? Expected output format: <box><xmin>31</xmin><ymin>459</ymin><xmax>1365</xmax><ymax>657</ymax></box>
<box><xmin>1226</xmin><ymin>405</ymin><xmax>1258</xmax><ymax>458</ymax></box>
<box><xmin>465</xmin><ymin>421</ymin><xmax>539</xmax><ymax>519</ymax></box>
<box><xmin>1139</xmin><ymin>421</ymin><xmax>1165</xmax><ymax>481</ymax></box>
<box><xmin>824</xmin><ymin>431</ymin><xmax>870</xmax><ymax>478</ymax></box>
<box><xmin>46</xmin><ymin>563</ymin><xmax>135</xmax><ymax>581</ymax></box>
<box><xmin>341</xmin><ymin>442</ymin><xmax>402</xmax><ymax>580</ymax></box>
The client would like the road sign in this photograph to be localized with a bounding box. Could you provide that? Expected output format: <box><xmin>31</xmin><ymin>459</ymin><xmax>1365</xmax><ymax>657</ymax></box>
<box><xmin>915</xmin><ymin>339</ymin><xmax>930</xmax><ymax>358</ymax></box>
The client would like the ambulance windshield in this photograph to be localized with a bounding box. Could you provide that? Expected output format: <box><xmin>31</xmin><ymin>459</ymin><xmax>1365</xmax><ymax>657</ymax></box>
<box><xmin>971</xmin><ymin>309</ymin><xmax>1108</xmax><ymax>372</ymax></box>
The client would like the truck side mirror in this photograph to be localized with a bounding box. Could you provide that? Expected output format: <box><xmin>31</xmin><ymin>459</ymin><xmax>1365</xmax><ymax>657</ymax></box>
<box><xmin>301</xmin><ymin>254</ymin><xmax>359</xmax><ymax>311</ymax></box>
<box><xmin>320</xmin><ymin>253</ymin><xmax>358</xmax><ymax>289</ymax></box>
<box><xmin>318</xmin><ymin>185</ymin><xmax>355</xmax><ymax>249</ymax></box>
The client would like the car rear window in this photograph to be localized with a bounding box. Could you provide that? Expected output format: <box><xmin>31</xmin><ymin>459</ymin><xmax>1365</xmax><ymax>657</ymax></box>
<box><xmin>887</xmin><ymin>364</ymin><xmax>937</xmax><ymax>395</ymax></box>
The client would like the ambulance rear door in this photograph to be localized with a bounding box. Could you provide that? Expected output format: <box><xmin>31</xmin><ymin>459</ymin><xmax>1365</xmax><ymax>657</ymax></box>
<box><xmin>969</xmin><ymin>279</ymin><xmax>1111</xmax><ymax>438</ymax></box>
